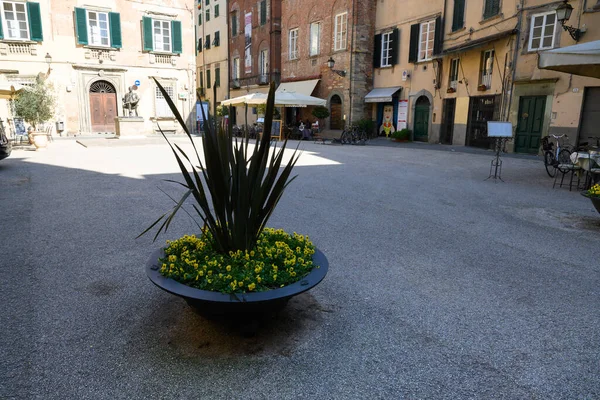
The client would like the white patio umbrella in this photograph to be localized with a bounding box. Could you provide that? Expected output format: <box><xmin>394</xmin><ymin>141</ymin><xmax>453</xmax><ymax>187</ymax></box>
<box><xmin>538</xmin><ymin>40</ymin><xmax>600</xmax><ymax>79</ymax></box>
<box><xmin>220</xmin><ymin>93</ymin><xmax>267</xmax><ymax>106</ymax></box>
<box><xmin>245</xmin><ymin>89</ymin><xmax>326</xmax><ymax>107</ymax></box>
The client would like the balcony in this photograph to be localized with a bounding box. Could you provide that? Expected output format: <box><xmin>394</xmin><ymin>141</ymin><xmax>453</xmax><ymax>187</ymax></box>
<box><xmin>229</xmin><ymin>73</ymin><xmax>278</xmax><ymax>89</ymax></box>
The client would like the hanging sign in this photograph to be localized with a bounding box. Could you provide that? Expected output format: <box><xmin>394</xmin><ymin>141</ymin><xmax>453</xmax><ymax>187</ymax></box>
<box><xmin>397</xmin><ymin>100</ymin><xmax>408</xmax><ymax>131</ymax></box>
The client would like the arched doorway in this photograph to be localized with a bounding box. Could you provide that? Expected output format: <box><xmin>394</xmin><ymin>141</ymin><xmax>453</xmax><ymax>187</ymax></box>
<box><xmin>89</xmin><ymin>80</ymin><xmax>117</xmax><ymax>133</ymax></box>
<box><xmin>414</xmin><ymin>96</ymin><xmax>430</xmax><ymax>142</ymax></box>
<box><xmin>330</xmin><ymin>95</ymin><xmax>343</xmax><ymax>130</ymax></box>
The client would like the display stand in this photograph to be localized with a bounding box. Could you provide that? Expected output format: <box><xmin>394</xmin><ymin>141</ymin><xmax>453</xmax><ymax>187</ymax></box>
<box><xmin>485</xmin><ymin>121</ymin><xmax>513</xmax><ymax>183</ymax></box>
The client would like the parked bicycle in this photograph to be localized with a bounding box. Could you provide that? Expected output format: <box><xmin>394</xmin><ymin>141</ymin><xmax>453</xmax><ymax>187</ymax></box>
<box><xmin>541</xmin><ymin>134</ymin><xmax>572</xmax><ymax>177</ymax></box>
<box><xmin>340</xmin><ymin>125</ymin><xmax>368</xmax><ymax>145</ymax></box>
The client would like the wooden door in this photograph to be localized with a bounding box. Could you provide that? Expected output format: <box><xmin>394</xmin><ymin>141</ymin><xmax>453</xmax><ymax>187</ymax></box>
<box><xmin>579</xmin><ymin>87</ymin><xmax>600</xmax><ymax>147</ymax></box>
<box><xmin>414</xmin><ymin>97</ymin><xmax>430</xmax><ymax>141</ymax></box>
<box><xmin>515</xmin><ymin>96</ymin><xmax>545</xmax><ymax>154</ymax></box>
<box><xmin>440</xmin><ymin>98</ymin><xmax>456</xmax><ymax>145</ymax></box>
<box><xmin>330</xmin><ymin>95</ymin><xmax>343</xmax><ymax>130</ymax></box>
<box><xmin>89</xmin><ymin>81</ymin><xmax>117</xmax><ymax>133</ymax></box>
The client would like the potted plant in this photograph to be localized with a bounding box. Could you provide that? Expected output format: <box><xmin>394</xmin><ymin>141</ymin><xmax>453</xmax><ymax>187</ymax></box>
<box><xmin>14</xmin><ymin>76</ymin><xmax>55</xmax><ymax>150</ymax></box>
<box><xmin>311</xmin><ymin>106</ymin><xmax>330</xmax><ymax>130</ymax></box>
<box><xmin>391</xmin><ymin>128</ymin><xmax>411</xmax><ymax>142</ymax></box>
<box><xmin>446</xmin><ymin>87</ymin><xmax>456</xmax><ymax>93</ymax></box>
<box><xmin>140</xmin><ymin>80</ymin><xmax>328</xmax><ymax>328</ymax></box>
<box><xmin>581</xmin><ymin>183</ymin><xmax>600</xmax><ymax>214</ymax></box>
<box><xmin>477</xmin><ymin>84</ymin><xmax>488</xmax><ymax>92</ymax></box>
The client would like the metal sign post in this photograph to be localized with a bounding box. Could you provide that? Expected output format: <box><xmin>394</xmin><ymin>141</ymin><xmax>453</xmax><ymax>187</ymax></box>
<box><xmin>485</xmin><ymin>122</ymin><xmax>513</xmax><ymax>182</ymax></box>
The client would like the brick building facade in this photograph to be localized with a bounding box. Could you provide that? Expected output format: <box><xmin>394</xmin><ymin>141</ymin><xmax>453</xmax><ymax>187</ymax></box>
<box><xmin>281</xmin><ymin>0</ymin><xmax>375</xmax><ymax>129</ymax></box>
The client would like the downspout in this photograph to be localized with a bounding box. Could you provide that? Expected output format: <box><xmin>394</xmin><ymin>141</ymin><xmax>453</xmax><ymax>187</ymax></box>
<box><xmin>348</xmin><ymin>0</ymin><xmax>356</xmax><ymax>126</ymax></box>
<box><xmin>226</xmin><ymin>0</ymin><xmax>230</xmax><ymax>103</ymax></box>
<box><xmin>506</xmin><ymin>0</ymin><xmax>524</xmax><ymax>122</ymax></box>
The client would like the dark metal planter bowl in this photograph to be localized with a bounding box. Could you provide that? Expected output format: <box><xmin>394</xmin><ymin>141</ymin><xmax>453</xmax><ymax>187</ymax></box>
<box><xmin>581</xmin><ymin>192</ymin><xmax>600</xmax><ymax>214</ymax></box>
<box><xmin>146</xmin><ymin>247</ymin><xmax>328</xmax><ymax>318</ymax></box>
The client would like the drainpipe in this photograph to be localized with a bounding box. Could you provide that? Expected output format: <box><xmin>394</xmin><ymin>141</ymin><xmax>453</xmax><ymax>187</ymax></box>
<box><xmin>348</xmin><ymin>0</ymin><xmax>356</xmax><ymax>126</ymax></box>
<box><xmin>226</xmin><ymin>0</ymin><xmax>230</xmax><ymax>103</ymax></box>
<box><xmin>506</xmin><ymin>0</ymin><xmax>524</xmax><ymax>123</ymax></box>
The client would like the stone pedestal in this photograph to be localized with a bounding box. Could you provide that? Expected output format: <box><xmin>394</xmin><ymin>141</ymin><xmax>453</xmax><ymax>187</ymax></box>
<box><xmin>115</xmin><ymin>117</ymin><xmax>145</xmax><ymax>137</ymax></box>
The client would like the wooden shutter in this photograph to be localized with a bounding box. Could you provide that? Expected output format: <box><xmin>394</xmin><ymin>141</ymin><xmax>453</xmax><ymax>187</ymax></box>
<box><xmin>373</xmin><ymin>34</ymin><xmax>382</xmax><ymax>68</ymax></box>
<box><xmin>171</xmin><ymin>20</ymin><xmax>182</xmax><ymax>54</ymax></box>
<box><xmin>484</xmin><ymin>0</ymin><xmax>500</xmax><ymax>19</ymax></box>
<box><xmin>214</xmin><ymin>31</ymin><xmax>220</xmax><ymax>46</ymax></box>
<box><xmin>142</xmin><ymin>17</ymin><xmax>153</xmax><ymax>51</ymax></box>
<box><xmin>433</xmin><ymin>16</ymin><xmax>443</xmax><ymax>56</ymax></box>
<box><xmin>390</xmin><ymin>28</ymin><xmax>399</xmax><ymax>65</ymax></box>
<box><xmin>231</xmin><ymin>13</ymin><xmax>237</xmax><ymax>35</ymax></box>
<box><xmin>27</xmin><ymin>2</ymin><xmax>43</xmax><ymax>41</ymax></box>
<box><xmin>199</xmin><ymin>14</ymin><xmax>202</xmax><ymax>25</ymax></box>
<box><xmin>215</xmin><ymin>67</ymin><xmax>220</xmax><ymax>87</ymax></box>
<box><xmin>0</xmin><ymin>15</ymin><xmax>3</xmax><ymax>39</ymax></box>
<box><xmin>198</xmin><ymin>38</ymin><xmax>202</xmax><ymax>52</ymax></box>
<box><xmin>452</xmin><ymin>0</ymin><xmax>465</xmax><ymax>31</ymax></box>
<box><xmin>205</xmin><ymin>34</ymin><xmax>210</xmax><ymax>49</ymax></box>
<box><xmin>109</xmin><ymin>12</ymin><xmax>122</xmax><ymax>48</ymax></box>
<box><xmin>207</xmin><ymin>70</ymin><xmax>211</xmax><ymax>88</ymax></box>
<box><xmin>214</xmin><ymin>4</ymin><xmax>219</xmax><ymax>17</ymax></box>
<box><xmin>75</xmin><ymin>7</ymin><xmax>88</xmax><ymax>45</ymax></box>
<box><xmin>260</xmin><ymin>0</ymin><xmax>266</xmax><ymax>25</ymax></box>
<box><xmin>408</xmin><ymin>23</ymin><xmax>419</xmax><ymax>63</ymax></box>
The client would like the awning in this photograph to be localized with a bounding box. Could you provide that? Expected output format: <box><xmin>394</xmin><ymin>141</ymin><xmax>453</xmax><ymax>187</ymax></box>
<box><xmin>0</xmin><ymin>83</ymin><xmax>25</xmax><ymax>99</ymax></box>
<box><xmin>276</xmin><ymin>79</ymin><xmax>320</xmax><ymax>96</ymax></box>
<box><xmin>444</xmin><ymin>29</ymin><xmax>517</xmax><ymax>54</ymax></box>
<box><xmin>364</xmin><ymin>87</ymin><xmax>402</xmax><ymax>103</ymax></box>
<box><xmin>538</xmin><ymin>40</ymin><xmax>600</xmax><ymax>79</ymax></box>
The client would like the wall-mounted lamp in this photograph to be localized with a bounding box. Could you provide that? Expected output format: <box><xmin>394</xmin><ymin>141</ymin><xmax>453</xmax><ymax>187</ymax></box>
<box><xmin>556</xmin><ymin>1</ymin><xmax>585</xmax><ymax>41</ymax></box>
<box><xmin>326</xmin><ymin>57</ymin><xmax>346</xmax><ymax>77</ymax></box>
<box><xmin>44</xmin><ymin>53</ymin><xmax>52</xmax><ymax>77</ymax></box>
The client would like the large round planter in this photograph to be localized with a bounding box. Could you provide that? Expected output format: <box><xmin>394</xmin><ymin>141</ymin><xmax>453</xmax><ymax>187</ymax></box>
<box><xmin>30</xmin><ymin>132</ymin><xmax>48</xmax><ymax>150</ymax></box>
<box><xmin>146</xmin><ymin>247</ymin><xmax>328</xmax><ymax>318</ymax></box>
<box><xmin>581</xmin><ymin>192</ymin><xmax>600</xmax><ymax>214</ymax></box>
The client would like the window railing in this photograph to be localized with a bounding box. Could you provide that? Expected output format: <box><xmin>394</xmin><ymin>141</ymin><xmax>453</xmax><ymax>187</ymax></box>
<box><xmin>8</xmin><ymin>43</ymin><xmax>32</xmax><ymax>54</ymax></box>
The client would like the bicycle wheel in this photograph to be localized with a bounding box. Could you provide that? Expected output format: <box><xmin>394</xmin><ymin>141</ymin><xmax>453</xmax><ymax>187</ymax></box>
<box><xmin>557</xmin><ymin>149</ymin><xmax>572</xmax><ymax>173</ymax></box>
<box><xmin>544</xmin><ymin>151</ymin><xmax>556</xmax><ymax>177</ymax></box>
<box><xmin>340</xmin><ymin>130</ymin><xmax>351</xmax><ymax>145</ymax></box>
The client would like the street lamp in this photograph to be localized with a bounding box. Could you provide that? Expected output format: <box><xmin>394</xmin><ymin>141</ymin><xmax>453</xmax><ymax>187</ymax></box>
<box><xmin>555</xmin><ymin>1</ymin><xmax>585</xmax><ymax>41</ymax></box>
<box><xmin>44</xmin><ymin>53</ymin><xmax>52</xmax><ymax>77</ymax></box>
<box><xmin>326</xmin><ymin>57</ymin><xmax>346</xmax><ymax>77</ymax></box>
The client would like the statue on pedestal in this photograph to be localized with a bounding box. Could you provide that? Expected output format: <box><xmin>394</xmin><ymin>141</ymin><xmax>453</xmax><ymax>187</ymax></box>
<box><xmin>122</xmin><ymin>86</ymin><xmax>140</xmax><ymax>117</ymax></box>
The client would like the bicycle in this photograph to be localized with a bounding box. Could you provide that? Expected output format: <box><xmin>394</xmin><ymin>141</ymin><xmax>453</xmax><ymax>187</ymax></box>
<box><xmin>541</xmin><ymin>134</ymin><xmax>572</xmax><ymax>178</ymax></box>
<box><xmin>340</xmin><ymin>125</ymin><xmax>368</xmax><ymax>145</ymax></box>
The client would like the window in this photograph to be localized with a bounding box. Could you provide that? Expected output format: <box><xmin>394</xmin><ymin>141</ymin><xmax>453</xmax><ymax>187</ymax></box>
<box><xmin>197</xmin><ymin>37</ymin><xmax>202</xmax><ymax>52</ymax></box>
<box><xmin>452</xmin><ymin>0</ymin><xmax>465</xmax><ymax>31</ymax></box>
<box><xmin>207</xmin><ymin>69</ymin><xmax>211</xmax><ymax>88</ymax></box>
<box><xmin>528</xmin><ymin>12</ymin><xmax>556</xmax><ymax>51</ymax></box>
<box><xmin>233</xmin><ymin>57</ymin><xmax>240</xmax><ymax>80</ymax></box>
<box><xmin>334</xmin><ymin>12</ymin><xmax>347</xmax><ymax>51</ymax></box>
<box><xmin>259</xmin><ymin>0</ymin><xmax>266</xmax><ymax>25</ymax></box>
<box><xmin>198</xmin><ymin>13</ymin><xmax>202</xmax><ymax>26</ymax></box>
<box><xmin>449</xmin><ymin>58</ymin><xmax>459</xmax><ymax>89</ymax></box>
<box><xmin>205</xmin><ymin>0</ymin><xmax>209</xmax><ymax>5</ymax></box>
<box><xmin>418</xmin><ymin>20</ymin><xmax>435</xmax><ymax>61</ymax></box>
<box><xmin>480</xmin><ymin>49</ymin><xmax>494</xmax><ymax>88</ymax></box>
<box><xmin>205</xmin><ymin>8</ymin><xmax>210</xmax><ymax>22</ymax></box>
<box><xmin>155</xmin><ymin>83</ymin><xmax>175</xmax><ymax>117</ymax></box>
<box><xmin>2</xmin><ymin>1</ymin><xmax>29</xmax><ymax>39</ymax></box>
<box><xmin>215</xmin><ymin>66</ymin><xmax>220</xmax><ymax>87</ymax></box>
<box><xmin>483</xmin><ymin>0</ymin><xmax>500</xmax><ymax>19</ymax></box>
<box><xmin>289</xmin><ymin>28</ymin><xmax>298</xmax><ymax>60</ymax></box>
<box><xmin>87</xmin><ymin>11</ymin><xmax>110</xmax><ymax>46</ymax></box>
<box><xmin>309</xmin><ymin>22</ymin><xmax>320</xmax><ymax>56</ymax></box>
<box><xmin>153</xmin><ymin>20</ymin><xmax>171</xmax><ymax>52</ymax></box>
<box><xmin>381</xmin><ymin>31</ymin><xmax>392</xmax><ymax>67</ymax></box>
<box><xmin>260</xmin><ymin>49</ymin><xmax>268</xmax><ymax>77</ymax></box>
<box><xmin>231</xmin><ymin>11</ymin><xmax>237</xmax><ymax>36</ymax></box>
<box><xmin>213</xmin><ymin>31</ymin><xmax>220</xmax><ymax>47</ymax></box>
<box><xmin>205</xmin><ymin>34</ymin><xmax>210</xmax><ymax>49</ymax></box>
<box><xmin>214</xmin><ymin>4</ymin><xmax>219</xmax><ymax>18</ymax></box>
<box><xmin>199</xmin><ymin>71</ymin><xmax>204</xmax><ymax>88</ymax></box>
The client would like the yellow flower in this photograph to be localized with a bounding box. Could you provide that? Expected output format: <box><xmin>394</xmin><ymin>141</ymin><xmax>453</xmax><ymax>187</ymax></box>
<box><xmin>226</xmin><ymin>265</ymin><xmax>231</xmax><ymax>272</ymax></box>
<box><xmin>257</xmin><ymin>276</ymin><xmax>262</xmax><ymax>283</ymax></box>
<box><xmin>273</xmin><ymin>274</ymin><xmax>277</xmax><ymax>281</ymax></box>
<box><xmin>238</xmin><ymin>281</ymin><xmax>243</xmax><ymax>287</ymax></box>
<box><xmin>248</xmin><ymin>283</ymin><xmax>256</xmax><ymax>291</ymax></box>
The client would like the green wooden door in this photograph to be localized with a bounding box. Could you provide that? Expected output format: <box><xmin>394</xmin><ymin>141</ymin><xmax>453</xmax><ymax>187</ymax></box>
<box><xmin>414</xmin><ymin>99</ymin><xmax>430</xmax><ymax>141</ymax></box>
<box><xmin>515</xmin><ymin>96</ymin><xmax>546</xmax><ymax>154</ymax></box>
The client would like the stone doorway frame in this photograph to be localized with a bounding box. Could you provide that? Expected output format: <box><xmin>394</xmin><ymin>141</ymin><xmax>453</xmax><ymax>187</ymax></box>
<box><xmin>409</xmin><ymin>89</ymin><xmax>433</xmax><ymax>142</ymax></box>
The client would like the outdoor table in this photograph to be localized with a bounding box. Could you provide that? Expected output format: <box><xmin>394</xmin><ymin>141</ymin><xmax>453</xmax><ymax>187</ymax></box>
<box><xmin>570</xmin><ymin>151</ymin><xmax>600</xmax><ymax>188</ymax></box>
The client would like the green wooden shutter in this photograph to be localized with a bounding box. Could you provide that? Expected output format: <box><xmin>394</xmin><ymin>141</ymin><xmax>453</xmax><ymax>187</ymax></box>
<box><xmin>214</xmin><ymin>31</ymin><xmax>220</xmax><ymax>46</ymax></box>
<box><xmin>142</xmin><ymin>17</ymin><xmax>153</xmax><ymax>51</ymax></box>
<box><xmin>198</xmin><ymin>38</ymin><xmax>202</xmax><ymax>52</ymax></box>
<box><xmin>408</xmin><ymin>23</ymin><xmax>419</xmax><ymax>63</ymax></box>
<box><xmin>433</xmin><ymin>16</ymin><xmax>443</xmax><ymax>56</ymax></box>
<box><xmin>373</xmin><ymin>34</ymin><xmax>381</xmax><ymax>68</ymax></box>
<box><xmin>260</xmin><ymin>0</ymin><xmax>266</xmax><ymax>25</ymax></box>
<box><xmin>199</xmin><ymin>72</ymin><xmax>204</xmax><ymax>89</ymax></box>
<box><xmin>109</xmin><ymin>12</ymin><xmax>122</xmax><ymax>48</ymax></box>
<box><xmin>27</xmin><ymin>2</ymin><xmax>43</xmax><ymax>41</ymax></box>
<box><xmin>75</xmin><ymin>7</ymin><xmax>88</xmax><ymax>45</ymax></box>
<box><xmin>231</xmin><ymin>13</ymin><xmax>237</xmax><ymax>36</ymax></box>
<box><xmin>390</xmin><ymin>28</ymin><xmax>399</xmax><ymax>65</ymax></box>
<box><xmin>215</xmin><ymin>67</ymin><xmax>220</xmax><ymax>87</ymax></box>
<box><xmin>207</xmin><ymin>70</ymin><xmax>211</xmax><ymax>88</ymax></box>
<box><xmin>484</xmin><ymin>0</ymin><xmax>500</xmax><ymax>19</ymax></box>
<box><xmin>171</xmin><ymin>20</ymin><xmax>182</xmax><ymax>54</ymax></box>
<box><xmin>0</xmin><ymin>12</ymin><xmax>4</xmax><ymax>39</ymax></box>
<box><xmin>452</xmin><ymin>0</ymin><xmax>465</xmax><ymax>31</ymax></box>
<box><xmin>199</xmin><ymin>14</ymin><xmax>202</xmax><ymax>26</ymax></box>
<box><xmin>214</xmin><ymin>4</ymin><xmax>219</xmax><ymax>17</ymax></box>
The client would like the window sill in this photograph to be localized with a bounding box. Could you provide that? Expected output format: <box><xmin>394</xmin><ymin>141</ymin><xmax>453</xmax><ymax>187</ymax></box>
<box><xmin>0</xmin><ymin>39</ymin><xmax>36</xmax><ymax>44</ymax></box>
<box><xmin>150</xmin><ymin>51</ymin><xmax>179</xmax><ymax>56</ymax></box>
<box><xmin>378</xmin><ymin>64</ymin><xmax>393</xmax><ymax>69</ymax></box>
<box><xmin>84</xmin><ymin>45</ymin><xmax>116</xmax><ymax>51</ymax></box>
<box><xmin>449</xmin><ymin>26</ymin><xmax>466</xmax><ymax>35</ymax></box>
<box><xmin>480</xmin><ymin>13</ymin><xmax>503</xmax><ymax>24</ymax></box>
<box><xmin>526</xmin><ymin>45</ymin><xmax>555</xmax><ymax>53</ymax></box>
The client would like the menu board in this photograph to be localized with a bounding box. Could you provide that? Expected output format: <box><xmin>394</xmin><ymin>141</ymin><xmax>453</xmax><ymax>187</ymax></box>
<box><xmin>271</xmin><ymin>120</ymin><xmax>282</xmax><ymax>139</ymax></box>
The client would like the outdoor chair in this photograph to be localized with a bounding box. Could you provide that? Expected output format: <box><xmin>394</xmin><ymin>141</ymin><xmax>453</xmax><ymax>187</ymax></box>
<box><xmin>553</xmin><ymin>157</ymin><xmax>582</xmax><ymax>191</ymax></box>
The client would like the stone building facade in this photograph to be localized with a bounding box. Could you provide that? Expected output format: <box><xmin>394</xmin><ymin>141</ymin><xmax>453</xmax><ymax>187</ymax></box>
<box><xmin>281</xmin><ymin>0</ymin><xmax>375</xmax><ymax>129</ymax></box>
<box><xmin>0</xmin><ymin>0</ymin><xmax>196</xmax><ymax>137</ymax></box>
<box><xmin>228</xmin><ymin>0</ymin><xmax>281</xmax><ymax>125</ymax></box>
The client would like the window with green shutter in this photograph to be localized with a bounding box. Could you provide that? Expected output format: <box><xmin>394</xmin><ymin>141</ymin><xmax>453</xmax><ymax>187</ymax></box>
<box><xmin>109</xmin><ymin>12</ymin><xmax>122</xmax><ymax>48</ymax></box>
<box><xmin>198</xmin><ymin>13</ymin><xmax>202</xmax><ymax>26</ymax></box>
<box><xmin>199</xmin><ymin>72</ymin><xmax>204</xmax><ymax>89</ymax></box>
<box><xmin>207</xmin><ymin>69</ymin><xmax>211</xmax><ymax>89</ymax></box>
<box><xmin>215</xmin><ymin>67</ymin><xmax>220</xmax><ymax>87</ymax></box>
<box><xmin>27</xmin><ymin>2</ymin><xmax>43</xmax><ymax>41</ymax></box>
<box><xmin>483</xmin><ymin>0</ymin><xmax>500</xmax><ymax>19</ymax></box>
<box><xmin>452</xmin><ymin>0</ymin><xmax>465</xmax><ymax>31</ymax></box>
<box><xmin>171</xmin><ymin>20</ymin><xmax>182</xmax><ymax>54</ymax></box>
<box><xmin>75</xmin><ymin>8</ymin><xmax>88</xmax><ymax>44</ymax></box>
<box><xmin>198</xmin><ymin>38</ymin><xmax>202</xmax><ymax>52</ymax></box>
<box><xmin>260</xmin><ymin>0</ymin><xmax>266</xmax><ymax>25</ymax></box>
<box><xmin>205</xmin><ymin>0</ymin><xmax>209</xmax><ymax>5</ymax></box>
<box><xmin>213</xmin><ymin>31</ymin><xmax>220</xmax><ymax>47</ymax></box>
<box><xmin>214</xmin><ymin>4</ymin><xmax>219</xmax><ymax>18</ymax></box>
<box><xmin>231</xmin><ymin>12</ymin><xmax>237</xmax><ymax>36</ymax></box>
<box><xmin>142</xmin><ymin>16</ymin><xmax>153</xmax><ymax>51</ymax></box>
<box><xmin>205</xmin><ymin>34</ymin><xmax>210</xmax><ymax>49</ymax></box>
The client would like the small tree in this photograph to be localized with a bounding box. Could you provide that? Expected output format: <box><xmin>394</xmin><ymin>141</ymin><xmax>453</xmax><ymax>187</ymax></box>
<box><xmin>311</xmin><ymin>106</ymin><xmax>329</xmax><ymax>129</ymax></box>
<box><xmin>14</xmin><ymin>76</ymin><xmax>55</xmax><ymax>130</ymax></box>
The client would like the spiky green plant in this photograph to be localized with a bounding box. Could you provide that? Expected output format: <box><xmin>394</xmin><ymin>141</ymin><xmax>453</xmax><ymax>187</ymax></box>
<box><xmin>139</xmin><ymin>79</ymin><xmax>300</xmax><ymax>254</ymax></box>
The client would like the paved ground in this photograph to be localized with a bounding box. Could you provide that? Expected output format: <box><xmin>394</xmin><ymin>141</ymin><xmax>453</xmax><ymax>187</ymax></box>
<box><xmin>1</xmin><ymin>137</ymin><xmax>599</xmax><ymax>399</ymax></box>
